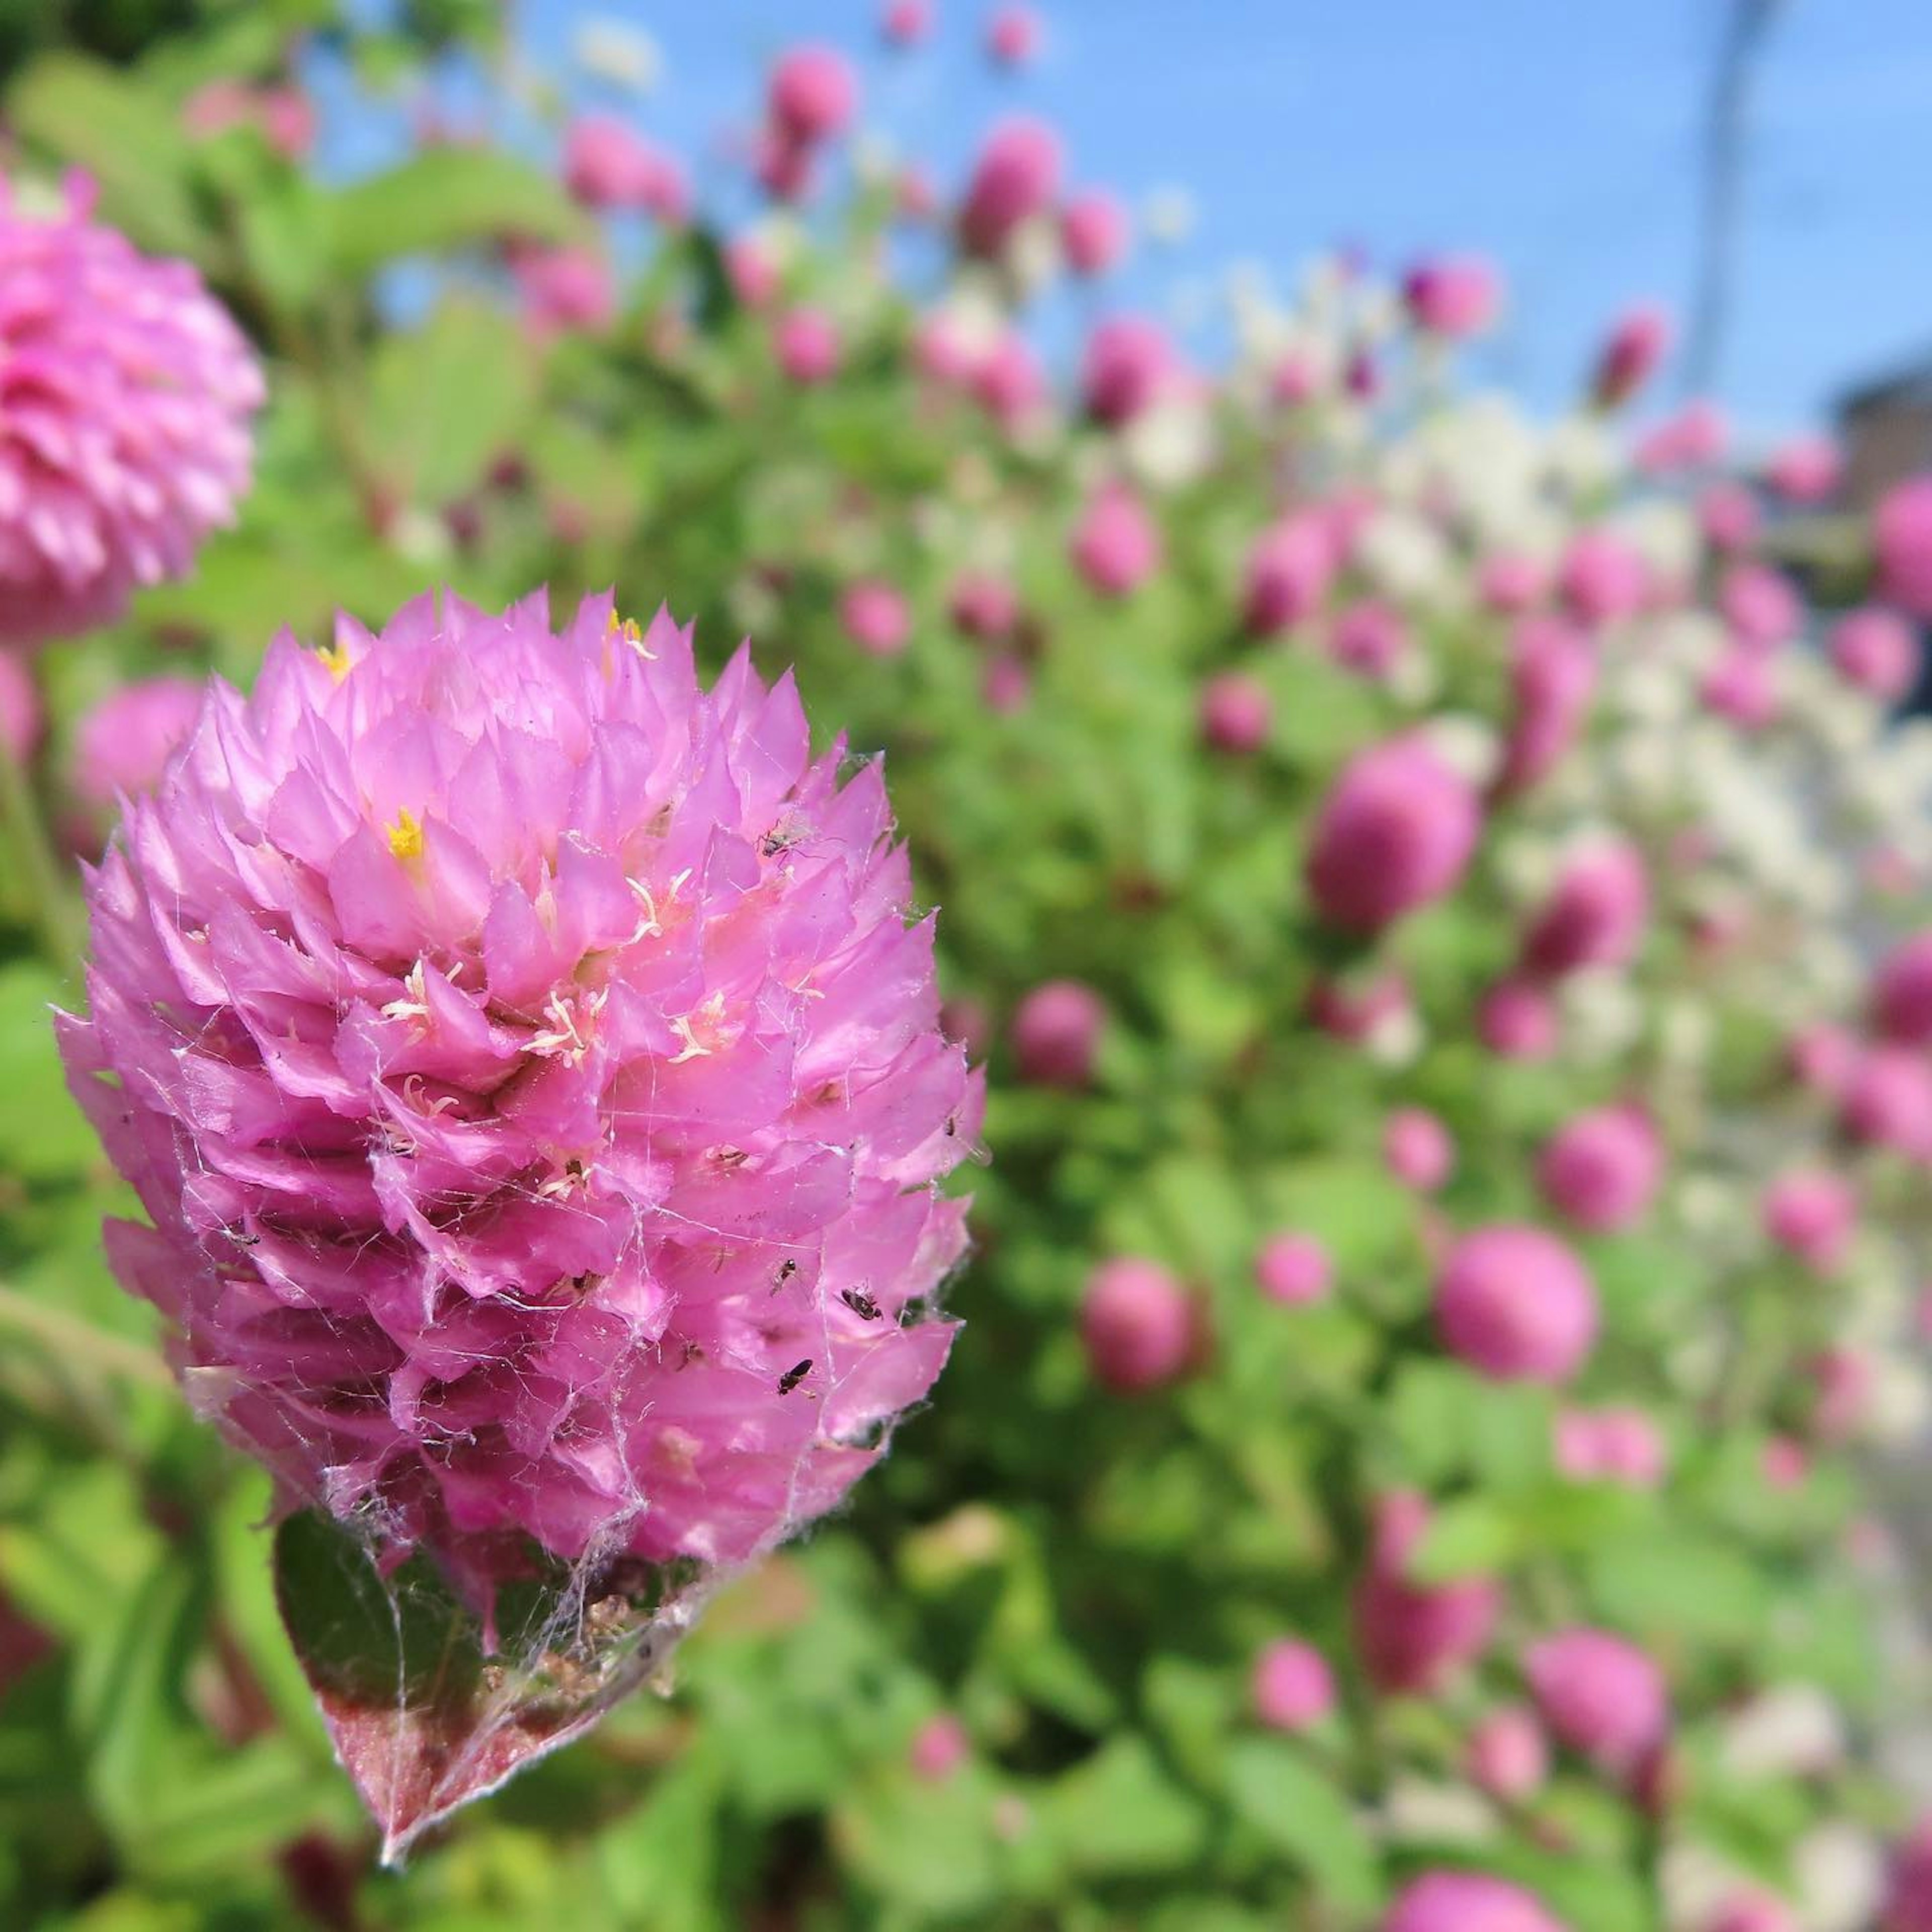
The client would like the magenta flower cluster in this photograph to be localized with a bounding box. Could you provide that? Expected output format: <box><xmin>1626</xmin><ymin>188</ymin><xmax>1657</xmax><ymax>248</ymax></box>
<box><xmin>0</xmin><ymin>174</ymin><xmax>262</xmax><ymax>647</ymax></box>
<box><xmin>59</xmin><ymin>591</ymin><xmax>977</xmax><ymax>1603</ymax></box>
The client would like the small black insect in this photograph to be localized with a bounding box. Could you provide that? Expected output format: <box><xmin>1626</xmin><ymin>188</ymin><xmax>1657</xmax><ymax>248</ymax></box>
<box><xmin>770</xmin><ymin>1258</ymin><xmax>799</xmax><ymax>1295</ymax></box>
<box><xmin>840</xmin><ymin>1288</ymin><xmax>882</xmax><ymax>1321</ymax></box>
<box><xmin>760</xmin><ymin>826</ymin><xmax>802</xmax><ymax>858</ymax></box>
<box><xmin>943</xmin><ymin>1115</ymin><xmax>957</xmax><ymax>1137</ymax></box>
<box><xmin>777</xmin><ymin>1358</ymin><xmax>813</xmax><ymax>1395</ymax></box>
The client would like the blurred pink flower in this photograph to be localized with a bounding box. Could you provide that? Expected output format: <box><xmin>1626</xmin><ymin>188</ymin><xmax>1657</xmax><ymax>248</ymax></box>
<box><xmin>563</xmin><ymin>115</ymin><xmax>688</xmax><ymax>220</ymax></box>
<box><xmin>1764</xmin><ymin>435</ymin><xmax>1841</xmax><ymax>505</ymax></box>
<box><xmin>1352</xmin><ymin>1490</ymin><xmax>1500</xmax><ymax>1695</ymax></box>
<box><xmin>986</xmin><ymin>5</ymin><xmax>1043</xmax><ymax>66</ymax></box>
<box><xmin>1243</xmin><ymin>515</ymin><xmax>1335</xmax><ymax>635</ymax></box>
<box><xmin>958</xmin><ymin>117</ymin><xmax>1062</xmax><ymax>256</ymax></box>
<box><xmin>1383</xmin><ymin>1872</ymin><xmax>1567</xmax><ymax>1932</ymax></box>
<box><xmin>841</xmin><ymin>580</ymin><xmax>912</xmax><ymax>657</ymax></box>
<box><xmin>773</xmin><ymin>305</ymin><xmax>841</xmax><ymax>384</ymax></box>
<box><xmin>1557</xmin><ymin>529</ymin><xmax>1648</xmax><ymax>628</ymax></box>
<box><xmin>1555</xmin><ymin>1407</ymin><xmax>1666</xmax><ymax>1488</ymax></box>
<box><xmin>1251</xmin><ymin>1638</ymin><xmax>1335</xmax><ymax>1731</ymax></box>
<box><xmin>1466</xmin><ymin>1705</ymin><xmax>1550</xmax><ymax>1802</ymax></box>
<box><xmin>1831</xmin><ymin>607</ymin><xmax>1920</xmax><ymax>702</ymax></box>
<box><xmin>1497</xmin><ymin>618</ymin><xmax>1595</xmax><ymax>795</ymax></box>
<box><xmin>1402</xmin><ymin>255</ymin><xmax>1500</xmax><ymax>339</ymax></box>
<box><xmin>1536</xmin><ymin>1105</ymin><xmax>1661</xmax><ymax>1232</ymax></box>
<box><xmin>1060</xmin><ymin>191</ymin><xmax>1127</xmax><ymax>277</ymax></box>
<box><xmin>1762</xmin><ymin>1168</ymin><xmax>1858</xmax><ymax>1273</ymax></box>
<box><xmin>768</xmin><ymin>45</ymin><xmax>858</xmax><ymax>145</ymax></box>
<box><xmin>1070</xmin><ymin>488</ymin><xmax>1161</xmax><ymax>598</ymax></box>
<box><xmin>1519</xmin><ymin>840</ymin><xmax>1648</xmax><ymax>980</ymax></box>
<box><xmin>71</xmin><ymin>673</ymin><xmax>202</xmax><ymax>807</ymax></box>
<box><xmin>1477</xmin><ymin>977</ymin><xmax>1559</xmax><ymax>1060</ymax></box>
<box><xmin>1254</xmin><ymin>1232</ymin><xmax>1331</xmax><ymax>1307</ymax></box>
<box><xmin>1385</xmin><ymin>1107</ymin><xmax>1455</xmax><ymax>1194</ymax></box>
<box><xmin>1081</xmin><ymin>1257</ymin><xmax>1194</xmax><ymax>1392</ymax></box>
<box><xmin>1590</xmin><ymin>303</ymin><xmax>1670</xmax><ymax>410</ymax></box>
<box><xmin>1080</xmin><ymin>315</ymin><xmax>1178</xmax><ymax>428</ymax></box>
<box><xmin>508</xmin><ymin>243</ymin><xmax>616</xmax><ymax>337</ymax></box>
<box><xmin>1873</xmin><ymin>932</ymin><xmax>1932</xmax><ymax>1043</ymax></box>
<box><xmin>908</xmin><ymin>1712</ymin><xmax>970</xmax><ymax>1780</ymax></box>
<box><xmin>882</xmin><ymin>0</ymin><xmax>936</xmax><ymax>47</ymax></box>
<box><xmin>0</xmin><ymin>651</ymin><xmax>42</xmax><ymax>763</ymax></box>
<box><xmin>1199</xmin><ymin>672</ymin><xmax>1271</xmax><ymax>754</ymax></box>
<box><xmin>1435</xmin><ymin>1225</ymin><xmax>1597</xmax><ymax>1384</ymax></box>
<box><xmin>1010</xmin><ymin>979</ymin><xmax>1104</xmax><ymax>1087</ymax></box>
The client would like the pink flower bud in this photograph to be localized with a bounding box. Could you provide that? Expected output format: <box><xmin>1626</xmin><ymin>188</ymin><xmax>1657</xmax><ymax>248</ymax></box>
<box><xmin>1720</xmin><ymin>563</ymin><xmax>1800</xmax><ymax>651</ymax></box>
<box><xmin>1385</xmin><ymin>1107</ymin><xmax>1455</xmax><ymax>1193</ymax></box>
<box><xmin>1883</xmin><ymin>1815</ymin><xmax>1932</xmax><ymax>1931</ymax></box>
<box><xmin>1809</xmin><ymin>1345</ymin><xmax>1873</xmax><ymax>1442</ymax></box>
<box><xmin>1070</xmin><ymin>489</ymin><xmax>1160</xmax><ymax>598</ymax></box>
<box><xmin>1706</xmin><ymin>1891</ymin><xmax>1798</xmax><ymax>1932</ymax></box>
<box><xmin>1876</xmin><ymin>476</ymin><xmax>1932</xmax><ymax>620</ymax></box>
<box><xmin>725</xmin><ymin>234</ymin><xmax>780</xmax><ymax>308</ymax></box>
<box><xmin>1526</xmin><ymin>1627</ymin><xmax>1668</xmax><ymax>1776</ymax></box>
<box><xmin>1306</xmin><ymin>736</ymin><xmax>1481</xmax><ymax>933</ymax></box>
<box><xmin>981</xmin><ymin>653</ymin><xmax>1031</xmax><ymax>714</ymax></box>
<box><xmin>1635</xmin><ymin>398</ymin><xmax>1728</xmax><ymax>474</ymax></box>
<box><xmin>1478</xmin><ymin>552</ymin><xmax>1548</xmax><ymax>614</ymax></box>
<box><xmin>1308</xmin><ymin>969</ymin><xmax>1410</xmax><ymax>1044</ymax></box>
<box><xmin>1839</xmin><ymin>1046</ymin><xmax>1932</xmax><ymax>1155</ymax></box>
<box><xmin>1477</xmin><ymin>978</ymin><xmax>1560</xmax><ymax>1060</ymax></box>
<box><xmin>1762</xmin><ymin>1435</ymin><xmax>1808</xmax><ymax>1491</ymax></box>
<box><xmin>1764</xmin><ymin>435</ymin><xmax>1840</xmax><ymax>505</ymax></box>
<box><xmin>881</xmin><ymin>0</ymin><xmax>935</xmax><ymax>47</ymax></box>
<box><xmin>958</xmin><ymin>117</ymin><xmax>1062</xmax><ymax>256</ymax></box>
<box><xmin>1081</xmin><ymin>1257</ymin><xmax>1193</xmax><ymax>1392</ymax></box>
<box><xmin>1199</xmin><ymin>672</ymin><xmax>1271</xmax><ymax>754</ymax></box>
<box><xmin>773</xmin><ymin>305</ymin><xmax>841</xmax><ymax>384</ymax></box>
<box><xmin>509</xmin><ymin>243</ymin><xmax>615</xmax><ymax>337</ymax></box>
<box><xmin>1590</xmin><ymin>303</ymin><xmax>1671</xmax><ymax>409</ymax></box>
<box><xmin>1352</xmin><ymin>1491</ymin><xmax>1501</xmax><ymax>1696</ymax></box>
<box><xmin>1537</xmin><ymin>1105</ymin><xmax>1662</xmax><ymax>1232</ymax></box>
<box><xmin>1436</xmin><ymin>1225</ymin><xmax>1597</xmax><ymax>1384</ymax></box>
<box><xmin>1328</xmin><ymin>599</ymin><xmax>1410</xmax><ymax>681</ymax></box>
<box><xmin>1466</xmin><ymin>1705</ymin><xmax>1550</xmax><ymax>1802</ymax></box>
<box><xmin>1832</xmin><ymin>608</ymin><xmax>1920</xmax><ymax>702</ymax></box>
<box><xmin>72</xmin><ymin>675</ymin><xmax>203</xmax><ymax>806</ymax></box>
<box><xmin>1558</xmin><ymin>529</ymin><xmax>1647</xmax><ymax>628</ymax></box>
<box><xmin>1011</xmin><ymin>979</ymin><xmax>1105</xmax><ymax>1087</ymax></box>
<box><xmin>1698</xmin><ymin>482</ymin><xmax>1762</xmax><ymax>555</ymax></box>
<box><xmin>1555</xmin><ymin>1407</ymin><xmax>1666</xmax><ymax>1488</ymax></box>
<box><xmin>1519</xmin><ymin>839</ymin><xmax>1647</xmax><ymax>980</ymax></box>
<box><xmin>1251</xmin><ymin>1639</ymin><xmax>1335</xmax><ymax>1732</ymax></box>
<box><xmin>563</xmin><ymin>116</ymin><xmax>687</xmax><ymax>219</ymax></box>
<box><xmin>1874</xmin><ymin>933</ymin><xmax>1932</xmax><ymax>1042</ymax></box>
<box><xmin>908</xmin><ymin>1712</ymin><xmax>969</xmax><ymax>1780</ymax></box>
<box><xmin>1243</xmin><ymin>516</ymin><xmax>1335</xmax><ymax>635</ymax></box>
<box><xmin>1080</xmin><ymin>315</ymin><xmax>1176</xmax><ymax>427</ymax></box>
<box><xmin>1787</xmin><ymin>1020</ymin><xmax>1859</xmax><ymax>1096</ymax></box>
<box><xmin>986</xmin><ymin>5</ymin><xmax>1043</xmax><ymax>66</ymax></box>
<box><xmin>0</xmin><ymin>652</ymin><xmax>43</xmax><ymax>763</ymax></box>
<box><xmin>768</xmin><ymin>46</ymin><xmax>858</xmax><ymax>145</ymax></box>
<box><xmin>1383</xmin><ymin>1872</ymin><xmax>1568</xmax><ymax>1932</ymax></box>
<box><xmin>1497</xmin><ymin>618</ymin><xmax>1595</xmax><ymax>795</ymax></box>
<box><xmin>1270</xmin><ymin>351</ymin><xmax>1321</xmax><ymax>407</ymax></box>
<box><xmin>753</xmin><ymin>129</ymin><xmax>816</xmax><ymax>203</ymax></box>
<box><xmin>914</xmin><ymin>310</ymin><xmax>980</xmax><ymax>387</ymax></box>
<box><xmin>1254</xmin><ymin>1232</ymin><xmax>1331</xmax><ymax>1307</ymax></box>
<box><xmin>970</xmin><ymin>329</ymin><xmax>1048</xmax><ymax>428</ymax></box>
<box><xmin>1762</xmin><ymin>1168</ymin><xmax>1858</xmax><ymax>1274</ymax></box>
<box><xmin>1060</xmin><ymin>190</ymin><xmax>1126</xmax><ymax>276</ymax></box>
<box><xmin>1402</xmin><ymin>255</ymin><xmax>1501</xmax><ymax>339</ymax></box>
<box><xmin>841</xmin><ymin>580</ymin><xmax>912</xmax><ymax>657</ymax></box>
<box><xmin>948</xmin><ymin>573</ymin><xmax>1020</xmax><ymax>642</ymax></box>
<box><xmin>1701</xmin><ymin>648</ymin><xmax>1779</xmax><ymax>730</ymax></box>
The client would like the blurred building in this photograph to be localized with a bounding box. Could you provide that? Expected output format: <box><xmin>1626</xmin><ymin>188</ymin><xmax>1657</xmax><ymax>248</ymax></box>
<box><xmin>1838</xmin><ymin>350</ymin><xmax>1932</xmax><ymax>512</ymax></box>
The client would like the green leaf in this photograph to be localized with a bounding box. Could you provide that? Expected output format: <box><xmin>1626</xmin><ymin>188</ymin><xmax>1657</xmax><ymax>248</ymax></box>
<box><xmin>1407</xmin><ymin>1495</ymin><xmax>1521</xmax><ymax>1582</ymax></box>
<box><xmin>1042</xmin><ymin>1734</ymin><xmax>1209</xmax><ymax>1878</ymax></box>
<box><xmin>0</xmin><ymin>963</ymin><xmax>98</xmax><ymax>1182</ymax></box>
<box><xmin>1224</xmin><ymin>1737</ymin><xmax>1382</xmax><ymax>1910</ymax></box>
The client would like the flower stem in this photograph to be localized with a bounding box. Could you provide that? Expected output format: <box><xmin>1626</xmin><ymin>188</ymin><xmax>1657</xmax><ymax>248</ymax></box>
<box><xmin>0</xmin><ymin>729</ymin><xmax>85</xmax><ymax>976</ymax></box>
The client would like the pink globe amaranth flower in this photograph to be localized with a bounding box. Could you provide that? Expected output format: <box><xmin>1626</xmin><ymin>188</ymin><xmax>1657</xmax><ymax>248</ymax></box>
<box><xmin>1702</xmin><ymin>648</ymin><xmax>1779</xmax><ymax>730</ymax></box>
<box><xmin>1840</xmin><ymin>1045</ymin><xmax>1932</xmax><ymax>1156</ymax></box>
<box><xmin>948</xmin><ymin>572</ymin><xmax>1020</xmax><ymax>643</ymax></box>
<box><xmin>1010</xmin><ymin>979</ymin><xmax>1104</xmax><ymax>1087</ymax></box>
<box><xmin>768</xmin><ymin>45</ymin><xmax>858</xmax><ymax>145</ymax></box>
<box><xmin>185</xmin><ymin>80</ymin><xmax>318</xmax><ymax>162</ymax></box>
<box><xmin>1352</xmin><ymin>1491</ymin><xmax>1500</xmax><ymax>1696</ymax></box>
<box><xmin>1876</xmin><ymin>477</ymin><xmax>1932</xmax><ymax>620</ymax></box>
<box><xmin>1635</xmin><ymin>398</ymin><xmax>1728</xmax><ymax>475</ymax></box>
<box><xmin>1809</xmin><ymin>1344</ymin><xmax>1873</xmax><ymax>1442</ymax></box>
<box><xmin>0</xmin><ymin>650</ymin><xmax>42</xmax><ymax>762</ymax></box>
<box><xmin>913</xmin><ymin>310</ymin><xmax>981</xmax><ymax>389</ymax></box>
<box><xmin>1467</xmin><ymin>1705</ymin><xmax>1549</xmax><ymax>1802</ymax></box>
<box><xmin>1762</xmin><ymin>1169</ymin><xmax>1858</xmax><ymax>1274</ymax></box>
<box><xmin>1706</xmin><ymin>1892</ymin><xmax>1798</xmax><ymax>1932</ymax></box>
<box><xmin>1497</xmin><ymin>619</ymin><xmax>1595</xmax><ymax>796</ymax></box>
<box><xmin>1270</xmin><ymin>351</ymin><xmax>1321</xmax><ymax>407</ymax></box>
<box><xmin>1254</xmin><ymin>1232</ymin><xmax>1331</xmax><ymax>1307</ymax></box>
<box><xmin>1832</xmin><ymin>607</ymin><xmax>1920</xmax><ymax>702</ymax></box>
<box><xmin>1720</xmin><ymin>562</ymin><xmax>1800</xmax><ymax>651</ymax></box>
<box><xmin>773</xmin><ymin>306</ymin><xmax>841</xmax><ymax>384</ymax></box>
<box><xmin>1477</xmin><ymin>977</ymin><xmax>1559</xmax><ymax>1060</ymax></box>
<box><xmin>1519</xmin><ymin>840</ymin><xmax>1648</xmax><ymax>981</ymax></box>
<box><xmin>753</xmin><ymin>128</ymin><xmax>817</xmax><ymax>204</ymax></box>
<box><xmin>1885</xmin><ymin>1815</ymin><xmax>1932</xmax><ymax>1932</ymax></box>
<box><xmin>1385</xmin><ymin>1107</ymin><xmax>1455</xmax><ymax>1194</ymax></box>
<box><xmin>1305</xmin><ymin>735</ymin><xmax>1481</xmax><ymax>934</ymax></box>
<box><xmin>1478</xmin><ymin>552</ymin><xmax>1547</xmax><ymax>615</ymax></box>
<box><xmin>1402</xmin><ymin>255</ymin><xmax>1500</xmax><ymax>339</ymax></box>
<box><xmin>841</xmin><ymin>580</ymin><xmax>912</xmax><ymax>658</ymax></box>
<box><xmin>1080</xmin><ymin>315</ymin><xmax>1176</xmax><ymax>428</ymax></box>
<box><xmin>981</xmin><ymin>654</ymin><xmax>1031</xmax><ymax>714</ymax></box>
<box><xmin>1555</xmin><ymin>1406</ymin><xmax>1666</xmax><ymax>1488</ymax></box>
<box><xmin>1590</xmin><ymin>302</ymin><xmax>1671</xmax><ymax>409</ymax></box>
<box><xmin>71</xmin><ymin>673</ymin><xmax>203</xmax><ymax>808</ymax></box>
<box><xmin>1435</xmin><ymin>1225</ymin><xmax>1597</xmax><ymax>1385</ymax></box>
<box><xmin>1384</xmin><ymin>1872</ymin><xmax>1568</xmax><ymax>1932</ymax></box>
<box><xmin>986</xmin><ymin>5</ymin><xmax>1043</xmax><ymax>66</ymax></box>
<box><xmin>1787</xmin><ymin>1020</ymin><xmax>1859</xmax><ymax>1096</ymax></box>
<box><xmin>509</xmin><ymin>243</ymin><xmax>615</xmax><ymax>338</ymax></box>
<box><xmin>1537</xmin><ymin>1105</ymin><xmax>1662</xmax><ymax>1232</ymax></box>
<box><xmin>1874</xmin><ymin>933</ymin><xmax>1932</xmax><ymax>1043</ymax></box>
<box><xmin>1328</xmin><ymin>600</ymin><xmax>1409</xmax><ymax>681</ymax></box>
<box><xmin>1081</xmin><ymin>1257</ymin><xmax>1193</xmax><ymax>1393</ymax></box>
<box><xmin>1060</xmin><ymin>191</ymin><xmax>1126</xmax><ymax>277</ymax></box>
<box><xmin>908</xmin><ymin>1712</ymin><xmax>969</xmax><ymax>1780</ymax></box>
<box><xmin>957</xmin><ymin>117</ymin><xmax>1063</xmax><ymax>257</ymax></box>
<box><xmin>1526</xmin><ymin>1628</ymin><xmax>1668</xmax><ymax>1777</ymax></box>
<box><xmin>1762</xmin><ymin>1434</ymin><xmax>1808</xmax><ymax>1491</ymax></box>
<box><xmin>881</xmin><ymin>0</ymin><xmax>935</xmax><ymax>47</ymax></box>
<box><xmin>0</xmin><ymin>174</ymin><xmax>262</xmax><ymax>649</ymax></box>
<box><xmin>1557</xmin><ymin>529</ymin><xmax>1647</xmax><ymax>629</ymax></box>
<box><xmin>969</xmin><ymin>330</ymin><xmax>1047</xmax><ymax>429</ymax></box>
<box><xmin>1308</xmin><ymin>968</ymin><xmax>1409</xmax><ymax>1045</ymax></box>
<box><xmin>1251</xmin><ymin>1639</ymin><xmax>1335</xmax><ymax>1732</ymax></box>
<box><xmin>1765</xmin><ymin>434</ymin><xmax>1841</xmax><ymax>505</ymax></box>
<box><xmin>1243</xmin><ymin>515</ymin><xmax>1335</xmax><ymax>635</ymax></box>
<box><xmin>1070</xmin><ymin>488</ymin><xmax>1160</xmax><ymax>599</ymax></box>
<box><xmin>563</xmin><ymin>115</ymin><xmax>688</xmax><ymax>219</ymax></box>
<box><xmin>725</xmin><ymin>235</ymin><xmax>781</xmax><ymax>309</ymax></box>
<box><xmin>57</xmin><ymin>590</ymin><xmax>977</xmax><ymax>1604</ymax></box>
<box><xmin>1698</xmin><ymin>481</ymin><xmax>1762</xmax><ymax>555</ymax></box>
<box><xmin>1199</xmin><ymin>672</ymin><xmax>1271</xmax><ymax>755</ymax></box>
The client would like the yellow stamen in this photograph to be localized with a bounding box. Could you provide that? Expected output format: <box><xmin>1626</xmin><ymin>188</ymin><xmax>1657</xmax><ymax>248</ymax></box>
<box><xmin>386</xmin><ymin>807</ymin><xmax>425</xmax><ymax>862</ymax></box>
<box><xmin>316</xmin><ymin>640</ymin><xmax>354</xmax><ymax>683</ymax></box>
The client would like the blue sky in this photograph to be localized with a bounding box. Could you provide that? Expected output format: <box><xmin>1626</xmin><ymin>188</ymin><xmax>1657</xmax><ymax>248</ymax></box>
<box><xmin>329</xmin><ymin>1</ymin><xmax>1932</xmax><ymax>440</ymax></box>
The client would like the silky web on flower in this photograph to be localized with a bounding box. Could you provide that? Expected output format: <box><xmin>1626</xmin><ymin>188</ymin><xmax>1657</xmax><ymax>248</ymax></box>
<box><xmin>58</xmin><ymin>588</ymin><xmax>981</xmax><ymax>1856</ymax></box>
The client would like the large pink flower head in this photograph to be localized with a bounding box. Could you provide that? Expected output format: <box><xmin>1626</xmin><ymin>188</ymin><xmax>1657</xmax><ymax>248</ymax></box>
<box><xmin>767</xmin><ymin>45</ymin><xmax>858</xmax><ymax>146</ymax></box>
<box><xmin>1434</xmin><ymin>1225</ymin><xmax>1598</xmax><ymax>1384</ymax></box>
<box><xmin>1536</xmin><ymin>1104</ymin><xmax>1662</xmax><ymax>1232</ymax></box>
<box><xmin>1080</xmin><ymin>314</ymin><xmax>1178</xmax><ymax>428</ymax></box>
<box><xmin>1305</xmin><ymin>734</ymin><xmax>1482</xmax><ymax>934</ymax></box>
<box><xmin>0</xmin><ymin>173</ymin><xmax>262</xmax><ymax>648</ymax></box>
<box><xmin>1384</xmin><ymin>1872</ymin><xmax>1568</xmax><ymax>1932</ymax></box>
<box><xmin>58</xmin><ymin>589</ymin><xmax>978</xmax><ymax>1607</ymax></box>
<box><xmin>957</xmin><ymin>117</ymin><xmax>1062</xmax><ymax>257</ymax></box>
<box><xmin>1525</xmin><ymin>1627</ymin><xmax>1669</xmax><ymax>1777</ymax></box>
